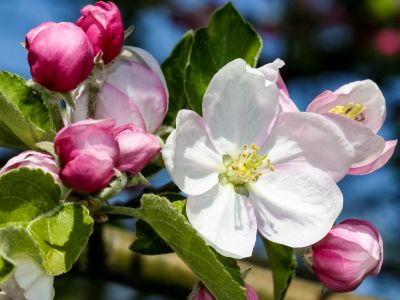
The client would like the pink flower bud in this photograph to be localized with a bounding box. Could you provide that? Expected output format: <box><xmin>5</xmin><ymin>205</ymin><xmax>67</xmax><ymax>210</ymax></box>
<box><xmin>54</xmin><ymin>119</ymin><xmax>119</xmax><ymax>193</ymax></box>
<box><xmin>311</xmin><ymin>219</ymin><xmax>383</xmax><ymax>293</ymax></box>
<box><xmin>0</xmin><ymin>150</ymin><xmax>59</xmax><ymax>182</ymax></box>
<box><xmin>26</xmin><ymin>22</ymin><xmax>94</xmax><ymax>92</ymax></box>
<box><xmin>77</xmin><ymin>1</ymin><xmax>124</xmax><ymax>63</ymax></box>
<box><xmin>191</xmin><ymin>283</ymin><xmax>258</xmax><ymax>300</ymax></box>
<box><xmin>112</xmin><ymin>124</ymin><xmax>161</xmax><ymax>174</ymax></box>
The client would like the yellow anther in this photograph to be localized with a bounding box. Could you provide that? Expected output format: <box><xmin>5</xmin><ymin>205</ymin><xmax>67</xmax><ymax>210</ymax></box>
<box><xmin>220</xmin><ymin>144</ymin><xmax>274</xmax><ymax>187</ymax></box>
<box><xmin>329</xmin><ymin>102</ymin><xmax>366</xmax><ymax>121</ymax></box>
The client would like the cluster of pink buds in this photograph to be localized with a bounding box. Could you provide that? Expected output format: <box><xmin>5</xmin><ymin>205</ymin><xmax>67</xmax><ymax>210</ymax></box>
<box><xmin>54</xmin><ymin>119</ymin><xmax>161</xmax><ymax>193</ymax></box>
<box><xmin>25</xmin><ymin>1</ymin><xmax>125</xmax><ymax>92</ymax></box>
<box><xmin>2</xmin><ymin>1</ymin><xmax>168</xmax><ymax>194</ymax></box>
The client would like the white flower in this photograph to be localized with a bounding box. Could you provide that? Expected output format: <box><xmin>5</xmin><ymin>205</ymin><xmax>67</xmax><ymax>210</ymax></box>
<box><xmin>162</xmin><ymin>59</ymin><xmax>355</xmax><ymax>258</ymax></box>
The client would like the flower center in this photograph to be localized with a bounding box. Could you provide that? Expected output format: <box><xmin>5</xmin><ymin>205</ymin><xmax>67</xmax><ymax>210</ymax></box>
<box><xmin>329</xmin><ymin>102</ymin><xmax>366</xmax><ymax>122</ymax></box>
<box><xmin>219</xmin><ymin>144</ymin><xmax>274</xmax><ymax>196</ymax></box>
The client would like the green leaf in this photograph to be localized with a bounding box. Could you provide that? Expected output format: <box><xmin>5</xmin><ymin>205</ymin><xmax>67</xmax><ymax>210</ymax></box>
<box><xmin>0</xmin><ymin>71</ymin><xmax>55</xmax><ymax>148</ymax></box>
<box><xmin>130</xmin><ymin>219</ymin><xmax>173</xmax><ymax>255</ymax></box>
<box><xmin>0</xmin><ymin>226</ymin><xmax>42</xmax><ymax>263</ymax></box>
<box><xmin>0</xmin><ymin>121</ymin><xmax>26</xmax><ymax>149</ymax></box>
<box><xmin>262</xmin><ymin>238</ymin><xmax>297</xmax><ymax>300</ymax></box>
<box><xmin>28</xmin><ymin>203</ymin><xmax>94</xmax><ymax>275</ymax></box>
<box><xmin>137</xmin><ymin>194</ymin><xmax>246</xmax><ymax>300</ymax></box>
<box><xmin>0</xmin><ymin>168</ymin><xmax>61</xmax><ymax>226</ymax></box>
<box><xmin>130</xmin><ymin>196</ymin><xmax>187</xmax><ymax>255</ymax></box>
<box><xmin>185</xmin><ymin>2</ymin><xmax>262</xmax><ymax>114</ymax></box>
<box><xmin>162</xmin><ymin>30</ymin><xmax>194</xmax><ymax>125</ymax></box>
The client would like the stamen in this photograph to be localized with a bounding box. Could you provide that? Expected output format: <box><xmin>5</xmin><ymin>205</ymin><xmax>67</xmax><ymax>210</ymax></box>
<box><xmin>219</xmin><ymin>144</ymin><xmax>274</xmax><ymax>188</ymax></box>
<box><xmin>329</xmin><ymin>102</ymin><xmax>366</xmax><ymax>122</ymax></box>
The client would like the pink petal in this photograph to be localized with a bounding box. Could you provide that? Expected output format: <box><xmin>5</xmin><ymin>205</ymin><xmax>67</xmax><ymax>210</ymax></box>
<box><xmin>323</xmin><ymin>113</ymin><xmax>385</xmax><ymax>168</ymax></box>
<box><xmin>348</xmin><ymin>139</ymin><xmax>397</xmax><ymax>175</ymax></box>
<box><xmin>113</xmin><ymin>125</ymin><xmax>161</xmax><ymax>173</ymax></box>
<box><xmin>307</xmin><ymin>80</ymin><xmax>386</xmax><ymax>134</ymax></box>
<box><xmin>262</xmin><ymin>112</ymin><xmax>354</xmax><ymax>182</ymax></box>
<box><xmin>103</xmin><ymin>58</ymin><xmax>167</xmax><ymax>132</ymax></box>
<box><xmin>95</xmin><ymin>82</ymin><xmax>147</xmax><ymax>130</ymax></box>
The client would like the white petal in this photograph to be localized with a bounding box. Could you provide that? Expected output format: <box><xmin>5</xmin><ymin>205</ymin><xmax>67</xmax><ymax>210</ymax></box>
<box><xmin>262</xmin><ymin>112</ymin><xmax>354</xmax><ymax>182</ymax></box>
<box><xmin>187</xmin><ymin>184</ymin><xmax>257</xmax><ymax>258</ymax></box>
<box><xmin>249</xmin><ymin>164</ymin><xmax>343</xmax><ymax>247</ymax></box>
<box><xmin>323</xmin><ymin>113</ymin><xmax>385</xmax><ymax>168</ymax></box>
<box><xmin>257</xmin><ymin>58</ymin><xmax>285</xmax><ymax>83</ymax></box>
<box><xmin>14</xmin><ymin>259</ymin><xmax>54</xmax><ymax>300</ymax></box>
<box><xmin>203</xmin><ymin>59</ymin><xmax>279</xmax><ymax>156</ymax></box>
<box><xmin>162</xmin><ymin>110</ymin><xmax>223</xmax><ymax>195</ymax></box>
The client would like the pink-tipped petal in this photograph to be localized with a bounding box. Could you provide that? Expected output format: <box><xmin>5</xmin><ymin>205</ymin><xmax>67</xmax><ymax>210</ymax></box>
<box><xmin>348</xmin><ymin>139</ymin><xmax>397</xmax><ymax>175</ymax></box>
<box><xmin>113</xmin><ymin>124</ymin><xmax>161</xmax><ymax>173</ymax></box>
<box><xmin>101</xmin><ymin>59</ymin><xmax>168</xmax><ymax>132</ymax></box>
<box><xmin>124</xmin><ymin>46</ymin><xmax>169</xmax><ymax>101</ymax></box>
<box><xmin>95</xmin><ymin>82</ymin><xmax>147</xmax><ymax>130</ymax></box>
<box><xmin>307</xmin><ymin>80</ymin><xmax>386</xmax><ymax>133</ymax></box>
<box><xmin>323</xmin><ymin>113</ymin><xmax>385</xmax><ymax>168</ymax></box>
<box><xmin>0</xmin><ymin>151</ymin><xmax>59</xmax><ymax>182</ymax></box>
<box><xmin>262</xmin><ymin>112</ymin><xmax>354</xmax><ymax>182</ymax></box>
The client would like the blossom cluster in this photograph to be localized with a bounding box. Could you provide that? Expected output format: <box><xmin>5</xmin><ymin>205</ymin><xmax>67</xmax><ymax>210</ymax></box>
<box><xmin>0</xmin><ymin>1</ymin><xmax>395</xmax><ymax>300</ymax></box>
<box><xmin>163</xmin><ymin>58</ymin><xmax>393</xmax><ymax>293</ymax></box>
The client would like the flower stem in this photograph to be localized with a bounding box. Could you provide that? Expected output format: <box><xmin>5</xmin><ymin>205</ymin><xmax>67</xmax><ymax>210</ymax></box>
<box><xmin>98</xmin><ymin>205</ymin><xmax>139</xmax><ymax>218</ymax></box>
<box><xmin>87</xmin><ymin>63</ymin><xmax>105</xmax><ymax>118</ymax></box>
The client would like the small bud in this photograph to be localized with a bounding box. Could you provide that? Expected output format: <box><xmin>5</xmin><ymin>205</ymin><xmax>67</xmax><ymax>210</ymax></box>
<box><xmin>54</xmin><ymin>119</ymin><xmax>119</xmax><ymax>193</ymax></box>
<box><xmin>0</xmin><ymin>150</ymin><xmax>59</xmax><ymax>182</ymax></box>
<box><xmin>77</xmin><ymin>1</ymin><xmax>124</xmax><ymax>63</ymax></box>
<box><xmin>310</xmin><ymin>219</ymin><xmax>383</xmax><ymax>293</ymax></box>
<box><xmin>26</xmin><ymin>22</ymin><xmax>94</xmax><ymax>92</ymax></box>
<box><xmin>112</xmin><ymin>124</ymin><xmax>161</xmax><ymax>174</ymax></box>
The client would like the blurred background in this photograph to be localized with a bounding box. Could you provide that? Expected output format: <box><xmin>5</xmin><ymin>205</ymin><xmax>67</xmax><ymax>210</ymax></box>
<box><xmin>1</xmin><ymin>0</ymin><xmax>400</xmax><ymax>299</ymax></box>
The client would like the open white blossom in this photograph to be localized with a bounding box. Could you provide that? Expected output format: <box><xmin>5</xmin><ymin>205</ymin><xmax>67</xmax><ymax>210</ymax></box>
<box><xmin>162</xmin><ymin>59</ymin><xmax>355</xmax><ymax>258</ymax></box>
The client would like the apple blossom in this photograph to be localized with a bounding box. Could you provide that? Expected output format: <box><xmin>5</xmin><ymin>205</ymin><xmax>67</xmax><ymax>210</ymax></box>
<box><xmin>112</xmin><ymin>124</ymin><xmax>161</xmax><ymax>174</ymax></box>
<box><xmin>309</xmin><ymin>219</ymin><xmax>383</xmax><ymax>293</ymax></box>
<box><xmin>70</xmin><ymin>47</ymin><xmax>168</xmax><ymax>133</ymax></box>
<box><xmin>26</xmin><ymin>22</ymin><xmax>94</xmax><ymax>92</ymax></box>
<box><xmin>54</xmin><ymin>119</ymin><xmax>119</xmax><ymax>193</ymax></box>
<box><xmin>162</xmin><ymin>59</ymin><xmax>355</xmax><ymax>258</ymax></box>
<box><xmin>0</xmin><ymin>259</ymin><xmax>54</xmax><ymax>300</ymax></box>
<box><xmin>0</xmin><ymin>151</ymin><xmax>59</xmax><ymax>182</ymax></box>
<box><xmin>306</xmin><ymin>80</ymin><xmax>397</xmax><ymax>175</ymax></box>
<box><xmin>77</xmin><ymin>1</ymin><xmax>124</xmax><ymax>63</ymax></box>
